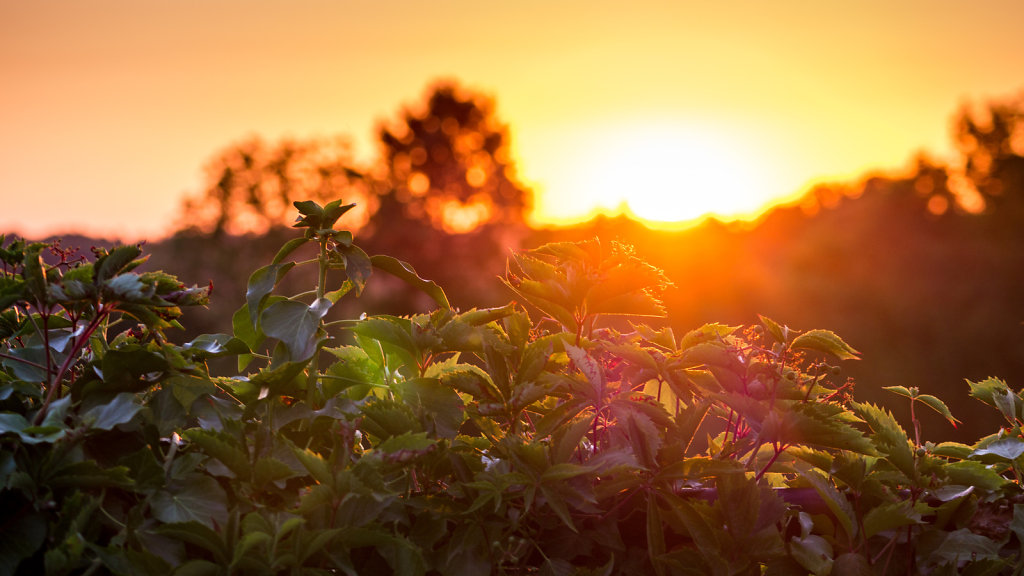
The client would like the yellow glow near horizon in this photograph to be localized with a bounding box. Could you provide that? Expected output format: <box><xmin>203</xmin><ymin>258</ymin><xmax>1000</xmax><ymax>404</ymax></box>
<box><xmin>527</xmin><ymin>122</ymin><xmax>796</xmax><ymax>229</ymax></box>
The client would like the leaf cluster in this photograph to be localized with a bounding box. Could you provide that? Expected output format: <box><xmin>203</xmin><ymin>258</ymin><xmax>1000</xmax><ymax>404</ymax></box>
<box><xmin>4</xmin><ymin>205</ymin><xmax>1024</xmax><ymax>575</ymax></box>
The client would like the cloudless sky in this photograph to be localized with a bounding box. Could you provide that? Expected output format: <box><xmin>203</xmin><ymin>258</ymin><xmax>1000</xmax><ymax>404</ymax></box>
<box><xmin>2</xmin><ymin>0</ymin><xmax>1023</xmax><ymax>239</ymax></box>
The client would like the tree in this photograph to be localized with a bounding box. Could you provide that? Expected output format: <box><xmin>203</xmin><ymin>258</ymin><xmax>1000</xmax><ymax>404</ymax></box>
<box><xmin>373</xmin><ymin>81</ymin><xmax>531</xmax><ymax>235</ymax></box>
<box><xmin>177</xmin><ymin>136</ymin><xmax>373</xmax><ymax>237</ymax></box>
<box><xmin>954</xmin><ymin>93</ymin><xmax>1024</xmax><ymax>224</ymax></box>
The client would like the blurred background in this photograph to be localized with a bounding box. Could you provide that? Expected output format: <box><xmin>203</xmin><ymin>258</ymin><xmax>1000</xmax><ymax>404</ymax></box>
<box><xmin>3</xmin><ymin>1</ymin><xmax>1023</xmax><ymax>442</ymax></box>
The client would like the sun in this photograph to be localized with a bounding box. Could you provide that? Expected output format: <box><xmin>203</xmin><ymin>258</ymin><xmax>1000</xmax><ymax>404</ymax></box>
<box><xmin>535</xmin><ymin>123</ymin><xmax>780</xmax><ymax>228</ymax></box>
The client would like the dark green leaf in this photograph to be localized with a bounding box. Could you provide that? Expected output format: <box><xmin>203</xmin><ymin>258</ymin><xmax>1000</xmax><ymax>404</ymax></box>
<box><xmin>370</xmin><ymin>254</ymin><xmax>450</xmax><ymax>309</ymax></box>
<box><xmin>336</xmin><ymin>243</ymin><xmax>373</xmax><ymax>296</ymax></box>
<box><xmin>81</xmin><ymin>392</ymin><xmax>141</xmax><ymax>431</ymax></box>
<box><xmin>272</xmin><ymin>237</ymin><xmax>310</xmax><ymax>265</ymax></box>
<box><xmin>260</xmin><ymin>298</ymin><xmax>330</xmax><ymax>361</ymax></box>
<box><xmin>245</xmin><ymin>262</ymin><xmax>296</xmax><ymax>328</ymax></box>
<box><xmin>151</xmin><ymin>475</ymin><xmax>229</xmax><ymax>529</ymax></box>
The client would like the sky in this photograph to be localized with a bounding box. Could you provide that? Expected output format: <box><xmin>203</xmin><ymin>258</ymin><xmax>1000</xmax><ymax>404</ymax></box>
<box><xmin>2</xmin><ymin>0</ymin><xmax>1023</xmax><ymax>240</ymax></box>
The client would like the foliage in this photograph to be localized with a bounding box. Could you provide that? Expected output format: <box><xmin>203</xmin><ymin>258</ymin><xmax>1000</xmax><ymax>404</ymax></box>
<box><xmin>4</xmin><ymin>202</ymin><xmax>1024</xmax><ymax>575</ymax></box>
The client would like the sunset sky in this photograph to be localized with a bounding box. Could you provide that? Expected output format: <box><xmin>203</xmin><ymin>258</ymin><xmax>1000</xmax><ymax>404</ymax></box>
<box><xmin>2</xmin><ymin>1</ymin><xmax>1023</xmax><ymax>240</ymax></box>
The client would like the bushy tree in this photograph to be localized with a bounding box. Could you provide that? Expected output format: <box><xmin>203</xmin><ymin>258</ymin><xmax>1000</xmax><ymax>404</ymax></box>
<box><xmin>177</xmin><ymin>136</ymin><xmax>373</xmax><ymax>237</ymax></box>
<box><xmin>373</xmin><ymin>81</ymin><xmax>530</xmax><ymax>234</ymax></box>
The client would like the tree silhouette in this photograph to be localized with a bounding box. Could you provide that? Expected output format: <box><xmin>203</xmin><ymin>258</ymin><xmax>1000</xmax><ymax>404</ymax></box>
<box><xmin>177</xmin><ymin>136</ymin><xmax>373</xmax><ymax>237</ymax></box>
<box><xmin>954</xmin><ymin>93</ymin><xmax>1024</xmax><ymax>225</ymax></box>
<box><xmin>373</xmin><ymin>81</ymin><xmax>531</xmax><ymax>235</ymax></box>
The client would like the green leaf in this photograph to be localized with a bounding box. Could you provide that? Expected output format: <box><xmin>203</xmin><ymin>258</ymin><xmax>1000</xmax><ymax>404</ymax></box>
<box><xmin>915</xmin><ymin>394</ymin><xmax>961</xmax><ymax>428</ymax></box>
<box><xmin>151</xmin><ymin>475</ymin><xmax>229</xmax><ymax>530</ymax></box>
<box><xmin>0</xmin><ymin>509</ymin><xmax>46</xmax><ymax>576</ymax></box>
<box><xmin>793</xmin><ymin>462</ymin><xmax>857</xmax><ymax>542</ymax></box>
<box><xmin>376</xmin><ymin>431</ymin><xmax>438</xmax><ymax>463</ymax></box>
<box><xmin>942</xmin><ymin>460</ymin><xmax>1010</xmax><ymax>492</ymax></box>
<box><xmin>272</xmin><ymin>237</ymin><xmax>310</xmax><ymax>265</ymax></box>
<box><xmin>81</xmin><ymin>392</ymin><xmax>141</xmax><ymax>431</ymax></box>
<box><xmin>789</xmin><ymin>535</ymin><xmax>833</xmax><ymax>576</ymax></box>
<box><xmin>370</xmin><ymin>254</ymin><xmax>450</xmax><ymax>309</ymax></box>
<box><xmin>94</xmin><ymin>244</ymin><xmax>143</xmax><ymax>284</ymax></box>
<box><xmin>790</xmin><ymin>329</ymin><xmax>859</xmax><ymax>360</ymax></box>
<box><xmin>831</xmin><ymin>553</ymin><xmax>874</xmax><ymax>576</ymax></box>
<box><xmin>758</xmin><ymin>315</ymin><xmax>788</xmax><ymax>344</ymax></box>
<box><xmin>245</xmin><ymin>262</ymin><xmax>296</xmax><ymax>328</ymax></box>
<box><xmin>336</xmin><ymin>243</ymin><xmax>373</xmax><ymax>296</ymax></box>
<box><xmin>2</xmin><ymin>345</ymin><xmax>49</xmax><ymax>382</ymax></box>
<box><xmin>0</xmin><ymin>412</ymin><xmax>30</xmax><ymax>436</ymax></box>
<box><xmin>49</xmin><ymin>460</ymin><xmax>134</xmax><ymax>489</ymax></box>
<box><xmin>966</xmin><ymin>377</ymin><xmax>1010</xmax><ymax>410</ymax></box>
<box><xmin>293</xmin><ymin>447</ymin><xmax>333</xmax><ymax>486</ymax></box>
<box><xmin>970</xmin><ymin>437</ymin><xmax>1024</xmax><ymax>462</ymax></box>
<box><xmin>679</xmin><ymin>323</ymin><xmax>739</xmax><ymax>350</ymax></box>
<box><xmin>183</xmin><ymin>428</ymin><xmax>251</xmax><ymax>478</ymax></box>
<box><xmin>155</xmin><ymin>522</ymin><xmax>228</xmax><ymax>565</ymax></box>
<box><xmin>862</xmin><ymin>500</ymin><xmax>923</xmax><ymax>538</ymax></box>
<box><xmin>395</xmin><ymin>377</ymin><xmax>465</xmax><ymax>439</ymax></box>
<box><xmin>925</xmin><ymin>528</ymin><xmax>1001</xmax><ymax>567</ymax></box>
<box><xmin>564</xmin><ymin>343</ymin><xmax>604</xmax><ymax>399</ymax></box>
<box><xmin>853</xmin><ymin>402</ymin><xmax>918</xmax><ymax>484</ymax></box>
<box><xmin>183</xmin><ymin>333</ymin><xmax>250</xmax><ymax>359</ymax></box>
<box><xmin>260</xmin><ymin>298</ymin><xmax>331</xmax><ymax>361</ymax></box>
<box><xmin>883</xmin><ymin>385</ymin><xmax>915</xmax><ymax>399</ymax></box>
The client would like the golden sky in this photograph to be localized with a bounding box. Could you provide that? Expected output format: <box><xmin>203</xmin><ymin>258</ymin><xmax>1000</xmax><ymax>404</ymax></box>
<box><xmin>2</xmin><ymin>0</ymin><xmax>1023</xmax><ymax>239</ymax></box>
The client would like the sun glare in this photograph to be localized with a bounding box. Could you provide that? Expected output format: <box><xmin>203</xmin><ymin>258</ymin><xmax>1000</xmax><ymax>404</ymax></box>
<box><xmin>535</xmin><ymin>124</ymin><xmax>784</xmax><ymax>228</ymax></box>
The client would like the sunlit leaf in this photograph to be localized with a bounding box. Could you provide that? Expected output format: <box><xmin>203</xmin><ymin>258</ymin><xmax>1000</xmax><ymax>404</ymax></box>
<box><xmin>790</xmin><ymin>329</ymin><xmax>859</xmax><ymax>361</ymax></box>
<box><xmin>915</xmin><ymin>393</ymin><xmax>960</xmax><ymax>427</ymax></box>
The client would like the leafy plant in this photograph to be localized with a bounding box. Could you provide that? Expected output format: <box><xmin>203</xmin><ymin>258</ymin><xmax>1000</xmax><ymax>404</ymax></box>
<box><xmin>4</xmin><ymin>202</ymin><xmax>1024</xmax><ymax>575</ymax></box>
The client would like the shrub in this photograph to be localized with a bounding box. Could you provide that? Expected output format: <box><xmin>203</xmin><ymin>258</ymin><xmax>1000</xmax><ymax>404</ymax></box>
<box><xmin>2</xmin><ymin>201</ymin><xmax>1024</xmax><ymax>575</ymax></box>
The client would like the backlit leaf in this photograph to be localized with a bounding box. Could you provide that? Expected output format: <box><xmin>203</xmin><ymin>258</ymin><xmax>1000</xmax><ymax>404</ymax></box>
<box><xmin>790</xmin><ymin>329</ymin><xmax>859</xmax><ymax>361</ymax></box>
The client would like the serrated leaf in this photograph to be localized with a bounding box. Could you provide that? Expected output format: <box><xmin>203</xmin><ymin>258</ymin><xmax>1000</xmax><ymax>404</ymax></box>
<box><xmin>758</xmin><ymin>315</ymin><xmax>788</xmax><ymax>344</ymax></box>
<box><xmin>790</xmin><ymin>329</ymin><xmax>859</xmax><ymax>360</ymax></box>
<box><xmin>253</xmin><ymin>458</ymin><xmax>296</xmax><ymax>488</ymax></box>
<box><xmin>293</xmin><ymin>447</ymin><xmax>333</xmax><ymax>486</ymax></box>
<box><xmin>395</xmin><ymin>377</ymin><xmax>464</xmax><ymax>439</ymax></box>
<box><xmin>883</xmin><ymin>385</ymin><xmax>915</xmax><ymax>399</ymax></box>
<box><xmin>183</xmin><ymin>429</ymin><xmax>251</xmax><ymax>478</ymax></box>
<box><xmin>679</xmin><ymin>323</ymin><xmax>738</xmax><ymax>350</ymax></box>
<box><xmin>155</xmin><ymin>522</ymin><xmax>227</xmax><ymax>564</ymax></box>
<box><xmin>862</xmin><ymin>500</ymin><xmax>923</xmax><ymax>538</ymax></box>
<box><xmin>853</xmin><ymin>402</ymin><xmax>918</xmax><ymax>484</ymax></box>
<box><xmin>915</xmin><ymin>393</ymin><xmax>960</xmax><ymax>428</ymax></box>
<box><xmin>942</xmin><ymin>460</ymin><xmax>1010</xmax><ymax>492</ymax></box>
<box><xmin>564</xmin><ymin>344</ymin><xmax>603</xmax><ymax>398</ymax></box>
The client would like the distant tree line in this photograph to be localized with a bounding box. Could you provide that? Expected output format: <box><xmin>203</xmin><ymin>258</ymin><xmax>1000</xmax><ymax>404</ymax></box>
<box><xmin>25</xmin><ymin>81</ymin><xmax>1023</xmax><ymax>442</ymax></box>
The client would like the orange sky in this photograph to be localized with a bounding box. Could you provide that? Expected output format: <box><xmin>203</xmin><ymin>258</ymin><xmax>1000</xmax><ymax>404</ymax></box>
<box><xmin>2</xmin><ymin>1</ymin><xmax>1023</xmax><ymax>240</ymax></box>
